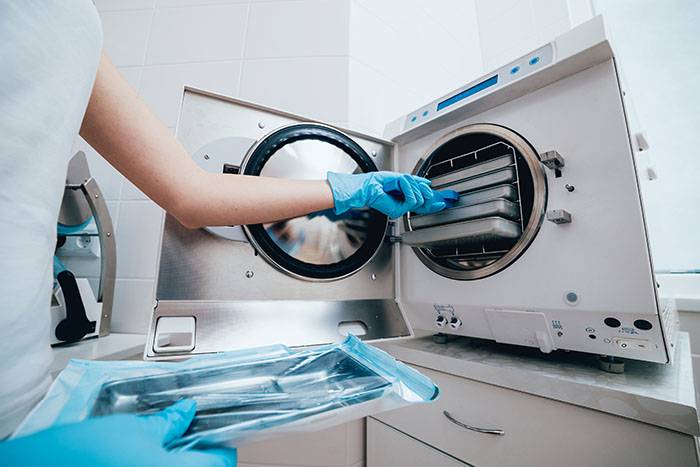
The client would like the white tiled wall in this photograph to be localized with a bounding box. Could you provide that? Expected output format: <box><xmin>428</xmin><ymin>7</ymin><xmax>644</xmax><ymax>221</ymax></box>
<box><xmin>475</xmin><ymin>0</ymin><xmax>593</xmax><ymax>72</ymax></box>
<box><xmin>76</xmin><ymin>0</ymin><xmax>485</xmax><ymax>338</ymax></box>
<box><xmin>348</xmin><ymin>0</ymin><xmax>483</xmax><ymax>135</ymax></box>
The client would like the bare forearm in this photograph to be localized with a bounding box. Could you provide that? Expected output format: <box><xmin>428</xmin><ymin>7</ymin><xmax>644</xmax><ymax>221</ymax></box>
<box><xmin>79</xmin><ymin>52</ymin><xmax>334</xmax><ymax>228</ymax></box>
<box><xmin>183</xmin><ymin>174</ymin><xmax>333</xmax><ymax>227</ymax></box>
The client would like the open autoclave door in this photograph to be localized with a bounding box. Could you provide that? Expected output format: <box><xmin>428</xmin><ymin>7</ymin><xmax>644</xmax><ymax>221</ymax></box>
<box><xmin>145</xmin><ymin>87</ymin><xmax>410</xmax><ymax>360</ymax></box>
<box><xmin>146</xmin><ymin>16</ymin><xmax>676</xmax><ymax>364</ymax></box>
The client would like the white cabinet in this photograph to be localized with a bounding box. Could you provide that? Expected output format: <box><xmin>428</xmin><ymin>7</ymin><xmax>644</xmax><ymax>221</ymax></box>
<box><xmin>237</xmin><ymin>419</ymin><xmax>365</xmax><ymax>467</ymax></box>
<box><xmin>369</xmin><ymin>364</ymin><xmax>699</xmax><ymax>467</ymax></box>
<box><xmin>367</xmin><ymin>418</ymin><xmax>468</xmax><ymax>467</ymax></box>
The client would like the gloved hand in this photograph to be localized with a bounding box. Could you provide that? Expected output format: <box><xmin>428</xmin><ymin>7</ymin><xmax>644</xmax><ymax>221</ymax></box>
<box><xmin>327</xmin><ymin>171</ymin><xmax>447</xmax><ymax>218</ymax></box>
<box><xmin>0</xmin><ymin>399</ymin><xmax>236</xmax><ymax>467</ymax></box>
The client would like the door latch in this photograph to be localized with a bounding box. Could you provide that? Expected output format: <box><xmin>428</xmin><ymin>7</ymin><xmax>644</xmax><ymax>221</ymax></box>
<box><xmin>540</xmin><ymin>150</ymin><xmax>565</xmax><ymax>178</ymax></box>
<box><xmin>546</xmin><ymin>209</ymin><xmax>572</xmax><ymax>224</ymax></box>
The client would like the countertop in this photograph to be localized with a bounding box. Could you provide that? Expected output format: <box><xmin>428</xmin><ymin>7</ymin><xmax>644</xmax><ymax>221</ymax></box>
<box><xmin>50</xmin><ymin>333</ymin><xmax>145</xmax><ymax>376</ymax></box>
<box><xmin>373</xmin><ymin>331</ymin><xmax>700</xmax><ymax>436</ymax></box>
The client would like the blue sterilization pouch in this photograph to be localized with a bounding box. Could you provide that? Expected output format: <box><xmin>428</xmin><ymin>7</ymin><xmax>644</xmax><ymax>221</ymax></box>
<box><xmin>14</xmin><ymin>335</ymin><xmax>438</xmax><ymax>448</ymax></box>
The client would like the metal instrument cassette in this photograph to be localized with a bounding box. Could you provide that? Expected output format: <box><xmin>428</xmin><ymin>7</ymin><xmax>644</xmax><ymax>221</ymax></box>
<box><xmin>401</xmin><ymin>217</ymin><xmax>522</xmax><ymax>249</ymax></box>
<box><xmin>451</xmin><ymin>184</ymin><xmax>519</xmax><ymax>207</ymax></box>
<box><xmin>433</xmin><ymin>167</ymin><xmax>517</xmax><ymax>193</ymax></box>
<box><xmin>410</xmin><ymin>199</ymin><xmax>521</xmax><ymax>229</ymax></box>
<box><xmin>430</xmin><ymin>153</ymin><xmax>515</xmax><ymax>187</ymax></box>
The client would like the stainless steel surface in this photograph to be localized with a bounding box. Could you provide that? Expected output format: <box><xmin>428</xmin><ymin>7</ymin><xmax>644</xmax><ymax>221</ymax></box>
<box><xmin>260</xmin><ymin>142</ymin><xmax>368</xmax><ymax>265</ymax></box>
<box><xmin>539</xmin><ymin>150</ymin><xmax>565</xmax><ymax>170</ymax></box>
<box><xmin>406</xmin><ymin>124</ymin><xmax>547</xmax><ymax>280</ymax></box>
<box><xmin>410</xmin><ymin>199</ymin><xmax>520</xmax><ymax>230</ymax></box>
<box><xmin>401</xmin><ymin>217</ymin><xmax>521</xmax><ymax>249</ymax></box>
<box><xmin>451</xmin><ymin>184</ymin><xmax>518</xmax><ymax>207</ymax></box>
<box><xmin>146</xmin><ymin>299</ymin><xmax>410</xmax><ymax>359</ymax></box>
<box><xmin>148</xmin><ymin>88</ymin><xmax>408</xmax><ymax>358</ymax></box>
<box><xmin>82</xmin><ymin>178</ymin><xmax>116</xmax><ymax>337</ymax></box>
<box><xmin>157</xmin><ymin>213</ymin><xmax>394</xmax><ymax>301</ymax></box>
<box><xmin>546</xmin><ymin>209</ymin><xmax>572</xmax><ymax>224</ymax></box>
<box><xmin>58</xmin><ymin>151</ymin><xmax>92</xmax><ymax>227</ymax></box>
<box><xmin>157</xmin><ymin>89</ymin><xmax>396</xmax><ymax>302</ymax></box>
<box><xmin>430</xmin><ymin>153</ymin><xmax>514</xmax><ymax>188</ymax></box>
<box><xmin>442</xmin><ymin>410</ymin><xmax>505</xmax><ymax>436</ymax></box>
<box><xmin>240</xmin><ymin>123</ymin><xmax>387</xmax><ymax>280</ymax></box>
<box><xmin>433</xmin><ymin>167</ymin><xmax>516</xmax><ymax>193</ymax></box>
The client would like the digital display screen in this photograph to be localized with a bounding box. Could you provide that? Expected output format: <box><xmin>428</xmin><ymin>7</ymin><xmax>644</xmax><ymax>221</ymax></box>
<box><xmin>437</xmin><ymin>75</ymin><xmax>499</xmax><ymax>111</ymax></box>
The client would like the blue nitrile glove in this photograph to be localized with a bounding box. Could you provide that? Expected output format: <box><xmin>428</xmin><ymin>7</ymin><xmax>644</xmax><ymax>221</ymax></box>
<box><xmin>327</xmin><ymin>171</ymin><xmax>438</xmax><ymax>219</ymax></box>
<box><xmin>0</xmin><ymin>399</ymin><xmax>236</xmax><ymax>467</ymax></box>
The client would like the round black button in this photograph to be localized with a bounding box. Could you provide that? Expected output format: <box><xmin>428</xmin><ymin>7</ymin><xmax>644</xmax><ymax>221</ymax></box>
<box><xmin>604</xmin><ymin>317</ymin><xmax>621</xmax><ymax>328</ymax></box>
<box><xmin>588</xmin><ymin>334</ymin><xmax>597</xmax><ymax>340</ymax></box>
<box><xmin>634</xmin><ymin>319</ymin><xmax>653</xmax><ymax>331</ymax></box>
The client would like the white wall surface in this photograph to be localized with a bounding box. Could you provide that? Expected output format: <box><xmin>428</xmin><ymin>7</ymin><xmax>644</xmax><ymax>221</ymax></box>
<box><xmin>348</xmin><ymin>0</ymin><xmax>483</xmax><ymax>135</ymax></box>
<box><xmin>591</xmin><ymin>0</ymin><xmax>700</xmax><ymax>274</ymax></box>
<box><xmin>474</xmin><ymin>0</ymin><xmax>592</xmax><ymax>72</ymax></box>
<box><xmin>75</xmin><ymin>1</ymin><xmax>483</xmax><ymax>335</ymax></box>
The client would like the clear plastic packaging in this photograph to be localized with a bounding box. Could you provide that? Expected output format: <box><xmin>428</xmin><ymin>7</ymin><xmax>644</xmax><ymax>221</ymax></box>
<box><xmin>14</xmin><ymin>335</ymin><xmax>438</xmax><ymax>448</ymax></box>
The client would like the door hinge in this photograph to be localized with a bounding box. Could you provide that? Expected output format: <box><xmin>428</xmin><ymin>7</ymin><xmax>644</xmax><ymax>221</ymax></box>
<box><xmin>386</xmin><ymin>235</ymin><xmax>403</xmax><ymax>244</ymax></box>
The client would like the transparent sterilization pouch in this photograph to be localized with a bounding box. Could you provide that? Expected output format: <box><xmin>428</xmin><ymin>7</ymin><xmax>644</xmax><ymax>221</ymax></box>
<box><xmin>14</xmin><ymin>335</ymin><xmax>438</xmax><ymax>448</ymax></box>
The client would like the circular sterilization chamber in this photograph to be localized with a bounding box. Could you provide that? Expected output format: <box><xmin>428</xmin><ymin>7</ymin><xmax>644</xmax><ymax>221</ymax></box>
<box><xmin>404</xmin><ymin>124</ymin><xmax>548</xmax><ymax>280</ymax></box>
<box><xmin>241</xmin><ymin>123</ymin><xmax>388</xmax><ymax>282</ymax></box>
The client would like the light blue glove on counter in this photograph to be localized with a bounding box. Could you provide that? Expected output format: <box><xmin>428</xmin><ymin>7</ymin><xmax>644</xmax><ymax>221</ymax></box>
<box><xmin>327</xmin><ymin>171</ymin><xmax>447</xmax><ymax>218</ymax></box>
<box><xmin>0</xmin><ymin>399</ymin><xmax>236</xmax><ymax>467</ymax></box>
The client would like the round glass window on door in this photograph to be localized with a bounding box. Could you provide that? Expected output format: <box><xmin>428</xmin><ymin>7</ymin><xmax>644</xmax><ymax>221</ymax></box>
<box><xmin>405</xmin><ymin>124</ymin><xmax>548</xmax><ymax>280</ymax></box>
<box><xmin>241</xmin><ymin>124</ymin><xmax>388</xmax><ymax>282</ymax></box>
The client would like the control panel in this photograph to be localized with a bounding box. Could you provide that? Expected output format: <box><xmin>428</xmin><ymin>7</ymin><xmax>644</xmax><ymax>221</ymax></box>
<box><xmin>403</xmin><ymin>43</ymin><xmax>554</xmax><ymax>132</ymax></box>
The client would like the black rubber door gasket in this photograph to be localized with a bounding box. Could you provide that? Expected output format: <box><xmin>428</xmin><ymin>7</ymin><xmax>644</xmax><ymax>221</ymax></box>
<box><xmin>242</xmin><ymin>123</ymin><xmax>387</xmax><ymax>280</ymax></box>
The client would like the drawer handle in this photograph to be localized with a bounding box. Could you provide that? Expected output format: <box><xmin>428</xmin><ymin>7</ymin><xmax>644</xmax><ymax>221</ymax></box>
<box><xmin>443</xmin><ymin>410</ymin><xmax>505</xmax><ymax>436</ymax></box>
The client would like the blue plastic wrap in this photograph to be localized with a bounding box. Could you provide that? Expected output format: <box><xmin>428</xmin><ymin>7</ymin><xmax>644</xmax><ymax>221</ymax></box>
<box><xmin>14</xmin><ymin>336</ymin><xmax>438</xmax><ymax>448</ymax></box>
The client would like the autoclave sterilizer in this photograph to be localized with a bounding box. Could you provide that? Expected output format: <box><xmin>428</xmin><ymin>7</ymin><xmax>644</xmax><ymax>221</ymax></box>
<box><xmin>145</xmin><ymin>16</ymin><xmax>678</xmax><ymax>364</ymax></box>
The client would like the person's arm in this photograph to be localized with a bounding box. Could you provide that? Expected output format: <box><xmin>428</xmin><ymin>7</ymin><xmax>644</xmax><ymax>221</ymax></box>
<box><xmin>80</xmin><ymin>52</ymin><xmax>334</xmax><ymax>229</ymax></box>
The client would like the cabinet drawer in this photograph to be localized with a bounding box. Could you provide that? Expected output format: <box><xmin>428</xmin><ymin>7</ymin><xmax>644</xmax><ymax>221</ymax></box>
<box><xmin>367</xmin><ymin>417</ymin><xmax>469</xmax><ymax>467</ymax></box>
<box><xmin>373</xmin><ymin>365</ymin><xmax>697</xmax><ymax>467</ymax></box>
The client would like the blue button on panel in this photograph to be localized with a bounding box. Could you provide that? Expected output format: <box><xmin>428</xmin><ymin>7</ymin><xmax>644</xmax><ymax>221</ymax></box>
<box><xmin>422</xmin><ymin>110</ymin><xmax>429</xmax><ymax>117</ymax></box>
<box><xmin>411</xmin><ymin>116</ymin><xmax>417</xmax><ymax>122</ymax></box>
<box><xmin>510</xmin><ymin>66</ymin><xmax>520</xmax><ymax>74</ymax></box>
<box><xmin>529</xmin><ymin>56</ymin><xmax>540</xmax><ymax>66</ymax></box>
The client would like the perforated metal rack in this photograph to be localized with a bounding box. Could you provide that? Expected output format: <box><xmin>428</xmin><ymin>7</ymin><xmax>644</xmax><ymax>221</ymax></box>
<box><xmin>405</xmin><ymin>124</ymin><xmax>547</xmax><ymax>280</ymax></box>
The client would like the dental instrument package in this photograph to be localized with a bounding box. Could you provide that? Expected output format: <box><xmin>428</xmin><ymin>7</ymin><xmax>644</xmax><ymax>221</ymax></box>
<box><xmin>14</xmin><ymin>335</ymin><xmax>438</xmax><ymax>448</ymax></box>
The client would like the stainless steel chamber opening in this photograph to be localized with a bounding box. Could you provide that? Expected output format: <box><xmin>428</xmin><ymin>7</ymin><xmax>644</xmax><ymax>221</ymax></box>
<box><xmin>405</xmin><ymin>124</ymin><xmax>547</xmax><ymax>280</ymax></box>
<box><xmin>241</xmin><ymin>123</ymin><xmax>388</xmax><ymax>282</ymax></box>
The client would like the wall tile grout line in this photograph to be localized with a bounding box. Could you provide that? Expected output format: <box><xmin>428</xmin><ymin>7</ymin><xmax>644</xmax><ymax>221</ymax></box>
<box><xmin>139</xmin><ymin>3</ymin><xmax>159</xmax><ymax>84</ymax></box>
<box><xmin>236</xmin><ymin>0</ymin><xmax>252</xmax><ymax>96</ymax></box>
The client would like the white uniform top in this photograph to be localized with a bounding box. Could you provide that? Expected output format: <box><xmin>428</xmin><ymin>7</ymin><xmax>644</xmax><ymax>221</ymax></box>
<box><xmin>0</xmin><ymin>1</ymin><xmax>102</xmax><ymax>437</ymax></box>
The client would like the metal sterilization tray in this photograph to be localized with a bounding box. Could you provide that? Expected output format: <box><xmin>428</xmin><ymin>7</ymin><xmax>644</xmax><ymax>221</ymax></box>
<box><xmin>433</xmin><ymin>167</ymin><xmax>516</xmax><ymax>193</ymax></box>
<box><xmin>400</xmin><ymin>217</ymin><xmax>522</xmax><ymax>249</ymax></box>
<box><xmin>429</xmin><ymin>154</ymin><xmax>514</xmax><ymax>187</ymax></box>
<box><xmin>452</xmin><ymin>184</ymin><xmax>518</xmax><ymax>207</ymax></box>
<box><xmin>91</xmin><ymin>349</ymin><xmax>390</xmax><ymax>446</ymax></box>
<box><xmin>410</xmin><ymin>199</ymin><xmax>520</xmax><ymax>229</ymax></box>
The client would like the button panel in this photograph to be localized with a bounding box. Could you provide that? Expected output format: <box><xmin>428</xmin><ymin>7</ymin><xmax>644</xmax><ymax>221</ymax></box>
<box><xmin>612</xmin><ymin>337</ymin><xmax>650</xmax><ymax>350</ymax></box>
<box><xmin>402</xmin><ymin>43</ymin><xmax>553</xmax><ymax>132</ymax></box>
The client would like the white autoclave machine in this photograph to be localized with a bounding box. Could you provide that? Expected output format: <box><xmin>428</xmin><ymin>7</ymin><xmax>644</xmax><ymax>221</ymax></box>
<box><xmin>145</xmin><ymin>16</ymin><xmax>677</xmax><ymax>364</ymax></box>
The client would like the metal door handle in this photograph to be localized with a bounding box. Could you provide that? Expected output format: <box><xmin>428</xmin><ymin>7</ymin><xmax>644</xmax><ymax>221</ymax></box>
<box><xmin>443</xmin><ymin>410</ymin><xmax>505</xmax><ymax>436</ymax></box>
